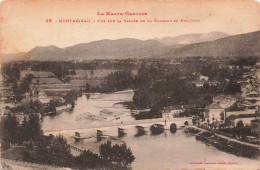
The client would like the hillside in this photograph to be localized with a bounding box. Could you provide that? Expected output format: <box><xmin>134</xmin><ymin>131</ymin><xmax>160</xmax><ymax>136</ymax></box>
<box><xmin>156</xmin><ymin>32</ymin><xmax>229</xmax><ymax>45</ymax></box>
<box><xmin>168</xmin><ymin>31</ymin><xmax>260</xmax><ymax>57</ymax></box>
<box><xmin>22</xmin><ymin>39</ymin><xmax>172</xmax><ymax>61</ymax></box>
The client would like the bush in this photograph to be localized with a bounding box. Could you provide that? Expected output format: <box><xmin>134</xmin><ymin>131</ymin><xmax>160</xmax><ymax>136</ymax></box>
<box><xmin>99</xmin><ymin>140</ymin><xmax>135</xmax><ymax>167</ymax></box>
<box><xmin>73</xmin><ymin>150</ymin><xmax>103</xmax><ymax>169</ymax></box>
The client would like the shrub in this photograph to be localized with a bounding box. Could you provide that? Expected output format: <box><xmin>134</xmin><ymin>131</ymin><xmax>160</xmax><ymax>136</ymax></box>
<box><xmin>99</xmin><ymin>140</ymin><xmax>135</xmax><ymax>167</ymax></box>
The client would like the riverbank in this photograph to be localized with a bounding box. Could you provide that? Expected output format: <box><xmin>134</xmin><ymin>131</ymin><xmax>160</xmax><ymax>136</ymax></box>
<box><xmin>185</xmin><ymin>126</ymin><xmax>260</xmax><ymax>159</ymax></box>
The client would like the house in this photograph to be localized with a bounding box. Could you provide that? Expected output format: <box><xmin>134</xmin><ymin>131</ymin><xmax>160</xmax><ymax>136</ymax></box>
<box><xmin>15</xmin><ymin>113</ymin><xmax>42</xmax><ymax>125</ymax></box>
<box><xmin>15</xmin><ymin>114</ymin><xmax>29</xmax><ymax>125</ymax></box>
<box><xmin>199</xmin><ymin>74</ymin><xmax>209</xmax><ymax>81</ymax></box>
<box><xmin>163</xmin><ymin>105</ymin><xmax>185</xmax><ymax>118</ymax></box>
<box><xmin>192</xmin><ymin>80</ymin><xmax>206</xmax><ymax>88</ymax></box>
<box><xmin>208</xmin><ymin>80</ymin><xmax>220</xmax><ymax>86</ymax></box>
<box><xmin>251</xmin><ymin>119</ymin><xmax>260</xmax><ymax>134</ymax></box>
<box><xmin>205</xmin><ymin>103</ymin><xmax>224</xmax><ymax>122</ymax></box>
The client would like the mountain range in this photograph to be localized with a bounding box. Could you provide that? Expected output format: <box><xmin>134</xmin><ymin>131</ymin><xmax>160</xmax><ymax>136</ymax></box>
<box><xmin>155</xmin><ymin>31</ymin><xmax>229</xmax><ymax>45</ymax></box>
<box><xmin>1</xmin><ymin>31</ymin><xmax>259</xmax><ymax>61</ymax></box>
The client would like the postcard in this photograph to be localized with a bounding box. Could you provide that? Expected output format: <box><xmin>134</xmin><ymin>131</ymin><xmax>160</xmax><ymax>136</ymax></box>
<box><xmin>0</xmin><ymin>0</ymin><xmax>259</xmax><ymax>169</ymax></box>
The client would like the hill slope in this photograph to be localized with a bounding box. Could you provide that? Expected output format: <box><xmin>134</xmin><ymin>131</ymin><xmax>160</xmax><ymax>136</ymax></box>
<box><xmin>168</xmin><ymin>31</ymin><xmax>260</xmax><ymax>57</ymax></box>
<box><xmin>156</xmin><ymin>32</ymin><xmax>229</xmax><ymax>45</ymax></box>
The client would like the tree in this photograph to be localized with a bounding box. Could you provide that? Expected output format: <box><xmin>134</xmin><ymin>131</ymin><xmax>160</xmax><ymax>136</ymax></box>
<box><xmin>102</xmin><ymin>70</ymin><xmax>134</xmax><ymax>92</ymax></box>
<box><xmin>1</xmin><ymin>137</ymin><xmax>11</xmax><ymax>150</ymax></box>
<box><xmin>33</xmin><ymin>135</ymin><xmax>72</xmax><ymax>166</ymax></box>
<box><xmin>2</xmin><ymin>113</ymin><xmax>19</xmax><ymax>143</ymax></box>
<box><xmin>27</xmin><ymin>113</ymin><xmax>42</xmax><ymax>141</ymax></box>
<box><xmin>236</xmin><ymin>120</ymin><xmax>245</xmax><ymax>139</ymax></box>
<box><xmin>64</xmin><ymin>89</ymin><xmax>79</xmax><ymax>108</ymax></box>
<box><xmin>99</xmin><ymin>140</ymin><xmax>135</xmax><ymax>167</ymax></box>
<box><xmin>236</xmin><ymin>120</ymin><xmax>244</xmax><ymax>129</ymax></box>
<box><xmin>5</xmin><ymin>64</ymin><xmax>20</xmax><ymax>82</ymax></box>
<box><xmin>73</xmin><ymin>150</ymin><xmax>103</xmax><ymax>169</ymax></box>
<box><xmin>91</xmin><ymin>69</ymin><xmax>94</xmax><ymax>79</ymax></box>
<box><xmin>12</xmin><ymin>74</ymin><xmax>34</xmax><ymax>97</ymax></box>
<box><xmin>86</xmin><ymin>83</ymin><xmax>90</xmax><ymax>92</ymax></box>
<box><xmin>29</xmin><ymin>100</ymin><xmax>44</xmax><ymax>114</ymax></box>
<box><xmin>50</xmin><ymin>135</ymin><xmax>72</xmax><ymax>166</ymax></box>
<box><xmin>224</xmin><ymin>80</ymin><xmax>241</xmax><ymax>94</ymax></box>
<box><xmin>220</xmin><ymin>112</ymin><xmax>225</xmax><ymax>121</ymax></box>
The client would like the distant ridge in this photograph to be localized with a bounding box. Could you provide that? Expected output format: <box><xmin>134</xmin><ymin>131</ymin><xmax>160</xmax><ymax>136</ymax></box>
<box><xmin>156</xmin><ymin>31</ymin><xmax>229</xmax><ymax>45</ymax></box>
<box><xmin>0</xmin><ymin>31</ymin><xmax>259</xmax><ymax>61</ymax></box>
<box><xmin>167</xmin><ymin>31</ymin><xmax>260</xmax><ymax>57</ymax></box>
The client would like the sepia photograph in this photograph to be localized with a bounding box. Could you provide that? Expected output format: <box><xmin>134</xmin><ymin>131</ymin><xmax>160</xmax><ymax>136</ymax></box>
<box><xmin>0</xmin><ymin>0</ymin><xmax>259</xmax><ymax>169</ymax></box>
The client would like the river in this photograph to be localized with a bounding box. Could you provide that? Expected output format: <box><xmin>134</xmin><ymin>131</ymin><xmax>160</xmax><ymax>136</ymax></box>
<box><xmin>41</xmin><ymin>90</ymin><xmax>259</xmax><ymax>170</ymax></box>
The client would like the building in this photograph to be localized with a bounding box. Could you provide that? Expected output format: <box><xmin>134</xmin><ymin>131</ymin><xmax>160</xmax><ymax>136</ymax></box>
<box><xmin>199</xmin><ymin>74</ymin><xmax>209</xmax><ymax>81</ymax></box>
<box><xmin>205</xmin><ymin>103</ymin><xmax>224</xmax><ymax>122</ymax></box>
<box><xmin>163</xmin><ymin>105</ymin><xmax>185</xmax><ymax>118</ymax></box>
<box><xmin>15</xmin><ymin>114</ymin><xmax>29</xmax><ymax>125</ymax></box>
<box><xmin>15</xmin><ymin>113</ymin><xmax>42</xmax><ymax>125</ymax></box>
<box><xmin>208</xmin><ymin>80</ymin><xmax>220</xmax><ymax>86</ymax></box>
<box><xmin>192</xmin><ymin>80</ymin><xmax>205</xmax><ymax>88</ymax></box>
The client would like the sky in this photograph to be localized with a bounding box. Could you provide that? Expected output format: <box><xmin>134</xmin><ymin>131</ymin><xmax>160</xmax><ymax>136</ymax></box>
<box><xmin>0</xmin><ymin>0</ymin><xmax>260</xmax><ymax>54</ymax></box>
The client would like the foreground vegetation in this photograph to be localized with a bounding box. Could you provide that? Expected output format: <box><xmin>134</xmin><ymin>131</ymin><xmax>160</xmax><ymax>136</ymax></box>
<box><xmin>0</xmin><ymin>113</ymin><xmax>135</xmax><ymax>169</ymax></box>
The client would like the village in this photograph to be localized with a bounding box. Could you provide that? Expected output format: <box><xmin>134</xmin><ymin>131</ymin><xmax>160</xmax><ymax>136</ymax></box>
<box><xmin>163</xmin><ymin>60</ymin><xmax>260</xmax><ymax>144</ymax></box>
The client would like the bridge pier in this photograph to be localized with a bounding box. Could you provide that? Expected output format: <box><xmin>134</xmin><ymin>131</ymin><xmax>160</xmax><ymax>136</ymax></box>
<box><xmin>118</xmin><ymin>128</ymin><xmax>127</xmax><ymax>137</ymax></box>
